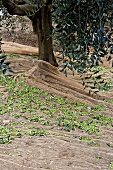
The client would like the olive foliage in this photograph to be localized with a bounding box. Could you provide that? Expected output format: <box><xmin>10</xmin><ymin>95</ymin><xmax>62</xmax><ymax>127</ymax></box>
<box><xmin>53</xmin><ymin>0</ymin><xmax>113</xmax><ymax>76</ymax></box>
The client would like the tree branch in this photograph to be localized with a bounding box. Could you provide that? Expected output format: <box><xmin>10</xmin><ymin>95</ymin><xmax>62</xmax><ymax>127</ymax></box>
<box><xmin>1</xmin><ymin>0</ymin><xmax>37</xmax><ymax>16</ymax></box>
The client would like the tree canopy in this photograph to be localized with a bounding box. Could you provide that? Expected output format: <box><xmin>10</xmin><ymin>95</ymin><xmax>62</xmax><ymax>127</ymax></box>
<box><xmin>53</xmin><ymin>0</ymin><xmax>113</xmax><ymax>75</ymax></box>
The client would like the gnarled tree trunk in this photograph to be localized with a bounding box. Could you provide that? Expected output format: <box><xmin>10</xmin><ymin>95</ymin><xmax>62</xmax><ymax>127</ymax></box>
<box><xmin>1</xmin><ymin>0</ymin><xmax>58</xmax><ymax>67</ymax></box>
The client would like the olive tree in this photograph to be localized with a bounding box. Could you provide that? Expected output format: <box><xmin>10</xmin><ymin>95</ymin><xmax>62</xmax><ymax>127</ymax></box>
<box><xmin>1</xmin><ymin>0</ymin><xmax>113</xmax><ymax>76</ymax></box>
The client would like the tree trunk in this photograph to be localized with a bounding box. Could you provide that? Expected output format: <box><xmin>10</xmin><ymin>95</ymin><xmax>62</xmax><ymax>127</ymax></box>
<box><xmin>31</xmin><ymin>3</ymin><xmax>58</xmax><ymax>67</ymax></box>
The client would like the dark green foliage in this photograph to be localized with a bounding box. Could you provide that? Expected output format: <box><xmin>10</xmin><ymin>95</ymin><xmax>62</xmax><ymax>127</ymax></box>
<box><xmin>53</xmin><ymin>0</ymin><xmax>113</xmax><ymax>74</ymax></box>
<box><xmin>0</xmin><ymin>40</ymin><xmax>13</xmax><ymax>76</ymax></box>
<box><xmin>0</xmin><ymin>55</ymin><xmax>13</xmax><ymax>75</ymax></box>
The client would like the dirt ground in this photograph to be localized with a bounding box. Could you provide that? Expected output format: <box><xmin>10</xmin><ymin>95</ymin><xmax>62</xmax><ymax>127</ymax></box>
<box><xmin>0</xmin><ymin>31</ymin><xmax>113</xmax><ymax>170</ymax></box>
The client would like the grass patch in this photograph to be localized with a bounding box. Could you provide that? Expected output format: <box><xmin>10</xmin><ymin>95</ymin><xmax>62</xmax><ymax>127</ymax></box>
<box><xmin>91</xmin><ymin>104</ymin><xmax>106</xmax><ymax>112</ymax></box>
<box><xmin>92</xmin><ymin>114</ymin><xmax>113</xmax><ymax>123</ymax></box>
<box><xmin>0</xmin><ymin>126</ymin><xmax>23</xmax><ymax>144</ymax></box>
<box><xmin>0</xmin><ymin>76</ymin><xmax>113</xmax><ymax>143</ymax></box>
<box><xmin>91</xmin><ymin>66</ymin><xmax>108</xmax><ymax>73</ymax></box>
<box><xmin>79</xmin><ymin>136</ymin><xmax>92</xmax><ymax>141</ymax></box>
<box><xmin>8</xmin><ymin>54</ymin><xmax>21</xmax><ymax>58</ymax></box>
<box><xmin>26</xmin><ymin>128</ymin><xmax>50</xmax><ymax>136</ymax></box>
<box><xmin>110</xmin><ymin>162</ymin><xmax>113</xmax><ymax>169</ymax></box>
<box><xmin>109</xmin><ymin>100</ymin><xmax>113</xmax><ymax>104</ymax></box>
<box><xmin>91</xmin><ymin>66</ymin><xmax>113</xmax><ymax>91</ymax></box>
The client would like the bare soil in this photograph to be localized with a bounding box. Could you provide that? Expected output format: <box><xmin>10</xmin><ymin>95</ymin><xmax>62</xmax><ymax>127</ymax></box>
<box><xmin>0</xmin><ymin>32</ymin><xmax>113</xmax><ymax>170</ymax></box>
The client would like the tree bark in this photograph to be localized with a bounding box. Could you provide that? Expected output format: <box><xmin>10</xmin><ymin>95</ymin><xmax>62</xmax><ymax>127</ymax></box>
<box><xmin>31</xmin><ymin>5</ymin><xmax>58</xmax><ymax>66</ymax></box>
<box><xmin>30</xmin><ymin>4</ymin><xmax>58</xmax><ymax>66</ymax></box>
